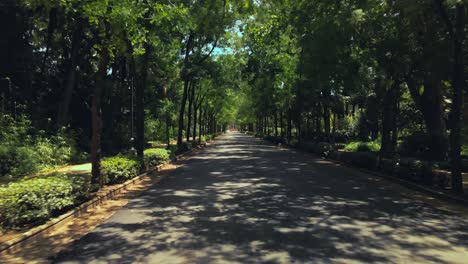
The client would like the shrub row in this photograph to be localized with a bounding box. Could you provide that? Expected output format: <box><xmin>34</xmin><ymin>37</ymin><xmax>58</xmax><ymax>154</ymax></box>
<box><xmin>344</xmin><ymin>141</ymin><xmax>380</xmax><ymax>152</ymax></box>
<box><xmin>0</xmin><ymin>174</ymin><xmax>91</xmax><ymax>228</ymax></box>
<box><xmin>0</xmin><ymin>147</ymin><xmax>176</xmax><ymax>229</ymax></box>
<box><xmin>101</xmin><ymin>155</ymin><xmax>141</xmax><ymax>185</ymax></box>
<box><xmin>176</xmin><ymin>134</ymin><xmax>221</xmax><ymax>155</ymax></box>
<box><xmin>144</xmin><ymin>148</ymin><xmax>171</xmax><ymax>168</ymax></box>
<box><xmin>328</xmin><ymin>150</ymin><xmax>455</xmax><ymax>187</ymax></box>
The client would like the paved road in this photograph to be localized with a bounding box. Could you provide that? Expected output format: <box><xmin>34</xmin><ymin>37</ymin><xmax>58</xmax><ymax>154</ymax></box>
<box><xmin>55</xmin><ymin>132</ymin><xmax>468</xmax><ymax>263</ymax></box>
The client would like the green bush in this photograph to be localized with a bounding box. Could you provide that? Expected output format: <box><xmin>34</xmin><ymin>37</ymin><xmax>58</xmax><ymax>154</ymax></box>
<box><xmin>344</xmin><ymin>141</ymin><xmax>380</xmax><ymax>152</ymax></box>
<box><xmin>463</xmin><ymin>145</ymin><xmax>468</xmax><ymax>157</ymax></box>
<box><xmin>0</xmin><ymin>115</ymin><xmax>86</xmax><ymax>179</ymax></box>
<box><xmin>0</xmin><ymin>145</ymin><xmax>40</xmax><ymax>177</ymax></box>
<box><xmin>101</xmin><ymin>155</ymin><xmax>141</xmax><ymax>184</ymax></box>
<box><xmin>199</xmin><ymin>135</ymin><xmax>207</xmax><ymax>145</ymax></box>
<box><xmin>0</xmin><ymin>174</ymin><xmax>90</xmax><ymax>228</ymax></box>
<box><xmin>144</xmin><ymin>148</ymin><xmax>171</xmax><ymax>168</ymax></box>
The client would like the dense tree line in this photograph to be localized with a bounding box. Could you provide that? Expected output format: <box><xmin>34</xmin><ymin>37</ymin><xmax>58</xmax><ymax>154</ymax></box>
<box><xmin>0</xmin><ymin>0</ymin><xmax>250</xmax><ymax>188</ymax></box>
<box><xmin>1</xmin><ymin>0</ymin><xmax>467</xmax><ymax>194</ymax></box>
<box><xmin>236</xmin><ymin>0</ymin><xmax>468</xmax><ymax>193</ymax></box>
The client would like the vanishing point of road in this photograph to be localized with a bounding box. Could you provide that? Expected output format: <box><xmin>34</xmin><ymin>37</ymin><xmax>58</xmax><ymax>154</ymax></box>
<box><xmin>55</xmin><ymin>132</ymin><xmax>468</xmax><ymax>264</ymax></box>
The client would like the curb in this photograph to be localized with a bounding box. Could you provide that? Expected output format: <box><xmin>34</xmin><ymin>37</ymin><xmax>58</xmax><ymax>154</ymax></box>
<box><xmin>0</xmin><ymin>136</ymin><xmax>221</xmax><ymax>255</ymax></box>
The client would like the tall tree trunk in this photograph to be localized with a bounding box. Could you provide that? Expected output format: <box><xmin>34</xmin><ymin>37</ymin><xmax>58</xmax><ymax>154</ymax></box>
<box><xmin>187</xmin><ymin>81</ymin><xmax>195</xmax><ymax>142</ymax></box>
<box><xmin>40</xmin><ymin>7</ymin><xmax>57</xmax><ymax>76</ymax></box>
<box><xmin>136</xmin><ymin>42</ymin><xmax>150</xmax><ymax>164</ymax></box>
<box><xmin>332</xmin><ymin>112</ymin><xmax>337</xmax><ymax>144</ymax></box>
<box><xmin>380</xmin><ymin>81</ymin><xmax>399</xmax><ymax>158</ymax></box>
<box><xmin>287</xmin><ymin>109</ymin><xmax>292</xmax><ymax>142</ymax></box>
<box><xmin>193</xmin><ymin>103</ymin><xmax>198</xmax><ymax>141</ymax></box>
<box><xmin>323</xmin><ymin>105</ymin><xmax>331</xmax><ymax>142</ymax></box>
<box><xmin>407</xmin><ymin>78</ymin><xmax>449</xmax><ymax>160</ymax></box>
<box><xmin>177</xmin><ymin>34</ymin><xmax>194</xmax><ymax>147</ymax></box>
<box><xmin>450</xmin><ymin>4</ymin><xmax>465</xmax><ymax>193</ymax></box>
<box><xmin>177</xmin><ymin>77</ymin><xmax>190</xmax><ymax>146</ymax></box>
<box><xmin>166</xmin><ymin>112</ymin><xmax>170</xmax><ymax>148</ymax></box>
<box><xmin>280</xmin><ymin>111</ymin><xmax>285</xmax><ymax>140</ymax></box>
<box><xmin>198</xmin><ymin>106</ymin><xmax>203</xmax><ymax>143</ymax></box>
<box><xmin>58</xmin><ymin>18</ymin><xmax>83</xmax><ymax>127</ymax></box>
<box><xmin>274</xmin><ymin>109</ymin><xmax>278</xmax><ymax>138</ymax></box>
<box><xmin>91</xmin><ymin>46</ymin><xmax>109</xmax><ymax>188</ymax></box>
<box><xmin>316</xmin><ymin>103</ymin><xmax>322</xmax><ymax>139</ymax></box>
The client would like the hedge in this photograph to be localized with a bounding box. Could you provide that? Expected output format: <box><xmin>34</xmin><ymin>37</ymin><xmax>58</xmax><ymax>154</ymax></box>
<box><xmin>0</xmin><ymin>174</ymin><xmax>91</xmax><ymax>228</ymax></box>
<box><xmin>328</xmin><ymin>150</ymin><xmax>454</xmax><ymax>187</ymax></box>
<box><xmin>101</xmin><ymin>155</ymin><xmax>141</xmax><ymax>184</ymax></box>
<box><xmin>144</xmin><ymin>148</ymin><xmax>171</xmax><ymax>168</ymax></box>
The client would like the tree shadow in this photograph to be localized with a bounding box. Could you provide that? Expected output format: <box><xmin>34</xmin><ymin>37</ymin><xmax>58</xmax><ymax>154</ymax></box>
<box><xmin>54</xmin><ymin>133</ymin><xmax>468</xmax><ymax>263</ymax></box>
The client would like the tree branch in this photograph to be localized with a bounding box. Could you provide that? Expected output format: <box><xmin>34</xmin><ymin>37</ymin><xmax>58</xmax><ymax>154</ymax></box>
<box><xmin>198</xmin><ymin>0</ymin><xmax>227</xmax><ymax>64</ymax></box>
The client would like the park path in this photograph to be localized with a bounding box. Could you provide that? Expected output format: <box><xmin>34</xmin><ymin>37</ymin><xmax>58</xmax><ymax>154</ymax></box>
<box><xmin>55</xmin><ymin>132</ymin><xmax>468</xmax><ymax>263</ymax></box>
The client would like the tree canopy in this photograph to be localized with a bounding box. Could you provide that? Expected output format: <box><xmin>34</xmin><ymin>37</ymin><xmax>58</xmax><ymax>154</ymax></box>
<box><xmin>1</xmin><ymin>0</ymin><xmax>467</xmax><ymax>193</ymax></box>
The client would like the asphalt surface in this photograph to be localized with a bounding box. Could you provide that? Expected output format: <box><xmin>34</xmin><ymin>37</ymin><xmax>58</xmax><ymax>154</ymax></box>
<box><xmin>55</xmin><ymin>132</ymin><xmax>468</xmax><ymax>264</ymax></box>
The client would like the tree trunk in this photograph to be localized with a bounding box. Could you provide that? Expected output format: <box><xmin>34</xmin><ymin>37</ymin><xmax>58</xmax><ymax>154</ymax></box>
<box><xmin>193</xmin><ymin>102</ymin><xmax>198</xmax><ymax>141</ymax></box>
<box><xmin>177</xmin><ymin>34</ymin><xmax>194</xmax><ymax>147</ymax></box>
<box><xmin>198</xmin><ymin>106</ymin><xmax>203</xmax><ymax>143</ymax></box>
<box><xmin>166</xmin><ymin>112</ymin><xmax>170</xmax><ymax>148</ymax></box>
<box><xmin>187</xmin><ymin>81</ymin><xmax>195</xmax><ymax>142</ymax></box>
<box><xmin>449</xmin><ymin>4</ymin><xmax>465</xmax><ymax>193</ymax></box>
<box><xmin>407</xmin><ymin>78</ymin><xmax>449</xmax><ymax>160</ymax></box>
<box><xmin>323</xmin><ymin>105</ymin><xmax>331</xmax><ymax>142</ymax></box>
<box><xmin>380</xmin><ymin>81</ymin><xmax>399</xmax><ymax>158</ymax></box>
<box><xmin>40</xmin><ymin>7</ymin><xmax>57</xmax><ymax>76</ymax></box>
<box><xmin>287</xmin><ymin>109</ymin><xmax>292</xmax><ymax>142</ymax></box>
<box><xmin>177</xmin><ymin>77</ymin><xmax>190</xmax><ymax>146</ymax></box>
<box><xmin>91</xmin><ymin>46</ymin><xmax>109</xmax><ymax>188</ymax></box>
<box><xmin>136</xmin><ymin>42</ymin><xmax>150</xmax><ymax>164</ymax></box>
<box><xmin>280</xmin><ymin>111</ymin><xmax>285</xmax><ymax>140</ymax></box>
<box><xmin>58</xmin><ymin>18</ymin><xmax>83</xmax><ymax>127</ymax></box>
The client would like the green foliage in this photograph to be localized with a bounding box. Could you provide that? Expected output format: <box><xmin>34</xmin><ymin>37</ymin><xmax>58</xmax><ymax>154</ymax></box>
<box><xmin>0</xmin><ymin>174</ymin><xmax>91</xmax><ymax>228</ymax></box>
<box><xmin>35</xmin><ymin>129</ymin><xmax>87</xmax><ymax>170</ymax></box>
<box><xmin>199</xmin><ymin>135</ymin><xmax>207</xmax><ymax>145</ymax></box>
<box><xmin>0</xmin><ymin>115</ymin><xmax>86</xmax><ymax>179</ymax></box>
<box><xmin>101</xmin><ymin>155</ymin><xmax>141</xmax><ymax>184</ymax></box>
<box><xmin>0</xmin><ymin>146</ymin><xmax>39</xmax><ymax>178</ymax></box>
<box><xmin>462</xmin><ymin>145</ymin><xmax>468</xmax><ymax>157</ymax></box>
<box><xmin>344</xmin><ymin>141</ymin><xmax>381</xmax><ymax>153</ymax></box>
<box><xmin>144</xmin><ymin>148</ymin><xmax>171</xmax><ymax>168</ymax></box>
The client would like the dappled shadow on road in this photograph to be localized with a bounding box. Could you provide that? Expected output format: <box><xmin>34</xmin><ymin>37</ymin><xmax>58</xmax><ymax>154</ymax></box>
<box><xmin>54</xmin><ymin>133</ymin><xmax>468</xmax><ymax>263</ymax></box>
